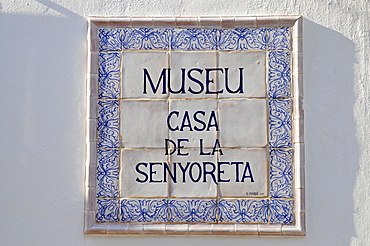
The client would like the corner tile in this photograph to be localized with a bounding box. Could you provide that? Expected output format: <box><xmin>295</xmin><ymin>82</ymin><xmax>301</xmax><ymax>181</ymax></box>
<box><xmin>269</xmin><ymin>199</ymin><xmax>293</xmax><ymax>224</ymax></box>
<box><xmin>96</xmin><ymin>198</ymin><xmax>120</xmax><ymax>222</ymax></box>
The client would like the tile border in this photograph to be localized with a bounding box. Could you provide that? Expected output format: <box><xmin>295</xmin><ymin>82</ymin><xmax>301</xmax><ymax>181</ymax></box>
<box><xmin>85</xmin><ymin>16</ymin><xmax>304</xmax><ymax>236</ymax></box>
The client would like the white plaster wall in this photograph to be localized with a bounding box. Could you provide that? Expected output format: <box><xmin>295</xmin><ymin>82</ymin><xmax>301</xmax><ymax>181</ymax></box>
<box><xmin>0</xmin><ymin>0</ymin><xmax>369</xmax><ymax>245</ymax></box>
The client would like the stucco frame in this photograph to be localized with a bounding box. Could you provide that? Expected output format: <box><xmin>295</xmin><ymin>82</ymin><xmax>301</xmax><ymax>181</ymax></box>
<box><xmin>85</xmin><ymin>16</ymin><xmax>304</xmax><ymax>236</ymax></box>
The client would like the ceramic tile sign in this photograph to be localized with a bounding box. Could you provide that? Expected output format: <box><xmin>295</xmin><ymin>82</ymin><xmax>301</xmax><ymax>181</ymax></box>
<box><xmin>85</xmin><ymin>16</ymin><xmax>305</xmax><ymax>236</ymax></box>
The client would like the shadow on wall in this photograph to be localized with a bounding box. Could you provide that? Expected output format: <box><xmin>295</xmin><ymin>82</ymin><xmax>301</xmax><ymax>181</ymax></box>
<box><xmin>302</xmin><ymin>19</ymin><xmax>357</xmax><ymax>245</ymax></box>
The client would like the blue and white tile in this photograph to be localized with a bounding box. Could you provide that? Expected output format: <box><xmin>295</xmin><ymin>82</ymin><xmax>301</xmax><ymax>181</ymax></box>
<box><xmin>219</xmin><ymin>99</ymin><xmax>267</xmax><ymax>148</ymax></box>
<box><xmin>99</xmin><ymin>28</ymin><xmax>123</xmax><ymax>51</ymax></box>
<box><xmin>168</xmin><ymin>99</ymin><xmax>218</xmax><ymax>148</ymax></box>
<box><xmin>218</xmin><ymin>148</ymin><xmax>268</xmax><ymax>197</ymax></box>
<box><xmin>98</xmin><ymin>52</ymin><xmax>121</xmax><ymax>99</ymax></box>
<box><xmin>268</xmin><ymin>99</ymin><xmax>292</xmax><ymax>148</ymax></box>
<box><xmin>120</xmin><ymin>198</ymin><xmax>168</xmax><ymax>222</ymax></box>
<box><xmin>218</xmin><ymin>28</ymin><xmax>266</xmax><ymax>50</ymax></box>
<box><xmin>123</xmin><ymin>28</ymin><xmax>171</xmax><ymax>50</ymax></box>
<box><xmin>120</xmin><ymin>149</ymin><xmax>168</xmax><ymax>197</ymax></box>
<box><xmin>268</xmin><ymin>51</ymin><xmax>291</xmax><ymax>98</ymax></box>
<box><xmin>265</xmin><ymin>27</ymin><xmax>291</xmax><ymax>50</ymax></box>
<box><xmin>121</xmin><ymin>51</ymin><xmax>169</xmax><ymax>99</ymax></box>
<box><xmin>97</xmin><ymin>149</ymin><xmax>120</xmax><ymax>198</ymax></box>
<box><xmin>171</xmin><ymin>29</ymin><xmax>218</xmax><ymax>50</ymax></box>
<box><xmin>120</xmin><ymin>100</ymin><xmax>168</xmax><ymax>148</ymax></box>
<box><xmin>169</xmin><ymin>51</ymin><xmax>217</xmax><ymax>99</ymax></box>
<box><xmin>269</xmin><ymin>199</ymin><xmax>293</xmax><ymax>224</ymax></box>
<box><xmin>96</xmin><ymin>198</ymin><xmax>120</xmax><ymax>222</ymax></box>
<box><xmin>168</xmin><ymin>199</ymin><xmax>217</xmax><ymax>222</ymax></box>
<box><xmin>270</xmin><ymin>149</ymin><xmax>293</xmax><ymax>198</ymax></box>
<box><xmin>97</xmin><ymin>100</ymin><xmax>120</xmax><ymax>148</ymax></box>
<box><xmin>218</xmin><ymin>199</ymin><xmax>269</xmax><ymax>223</ymax></box>
<box><xmin>218</xmin><ymin>51</ymin><xmax>266</xmax><ymax>98</ymax></box>
<box><xmin>169</xmin><ymin>149</ymin><xmax>217</xmax><ymax>198</ymax></box>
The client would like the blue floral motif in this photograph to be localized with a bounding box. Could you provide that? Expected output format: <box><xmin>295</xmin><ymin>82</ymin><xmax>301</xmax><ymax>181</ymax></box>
<box><xmin>97</xmin><ymin>100</ymin><xmax>120</xmax><ymax>148</ymax></box>
<box><xmin>218</xmin><ymin>200</ymin><xmax>269</xmax><ymax>223</ymax></box>
<box><xmin>218</xmin><ymin>28</ymin><xmax>266</xmax><ymax>50</ymax></box>
<box><xmin>99</xmin><ymin>28</ymin><xmax>123</xmax><ymax>51</ymax></box>
<box><xmin>121</xmin><ymin>199</ymin><xmax>168</xmax><ymax>222</ymax></box>
<box><xmin>268</xmin><ymin>51</ymin><xmax>291</xmax><ymax>98</ymax></box>
<box><xmin>266</xmin><ymin>27</ymin><xmax>290</xmax><ymax>50</ymax></box>
<box><xmin>96</xmin><ymin>198</ymin><xmax>120</xmax><ymax>222</ymax></box>
<box><xmin>98</xmin><ymin>52</ymin><xmax>120</xmax><ymax>99</ymax></box>
<box><xmin>123</xmin><ymin>28</ymin><xmax>171</xmax><ymax>50</ymax></box>
<box><xmin>168</xmin><ymin>199</ymin><xmax>217</xmax><ymax>222</ymax></box>
<box><xmin>269</xmin><ymin>199</ymin><xmax>293</xmax><ymax>224</ymax></box>
<box><xmin>97</xmin><ymin>149</ymin><xmax>119</xmax><ymax>197</ymax></box>
<box><xmin>171</xmin><ymin>29</ymin><xmax>218</xmax><ymax>50</ymax></box>
<box><xmin>270</xmin><ymin>149</ymin><xmax>293</xmax><ymax>198</ymax></box>
<box><xmin>269</xmin><ymin>99</ymin><xmax>292</xmax><ymax>148</ymax></box>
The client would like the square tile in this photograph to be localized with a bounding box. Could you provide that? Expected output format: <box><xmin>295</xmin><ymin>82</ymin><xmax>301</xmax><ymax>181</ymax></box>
<box><xmin>120</xmin><ymin>149</ymin><xmax>168</xmax><ymax>197</ymax></box>
<box><xmin>218</xmin><ymin>148</ymin><xmax>268</xmax><ymax>197</ymax></box>
<box><xmin>96</xmin><ymin>198</ymin><xmax>120</xmax><ymax>222</ymax></box>
<box><xmin>218</xmin><ymin>51</ymin><xmax>266</xmax><ymax>98</ymax></box>
<box><xmin>168</xmin><ymin>99</ymin><xmax>218</xmax><ymax>148</ymax></box>
<box><xmin>219</xmin><ymin>99</ymin><xmax>268</xmax><ymax>148</ymax></box>
<box><xmin>120</xmin><ymin>100</ymin><xmax>168</xmax><ymax>148</ymax></box>
<box><xmin>169</xmin><ymin>51</ymin><xmax>218</xmax><ymax>99</ymax></box>
<box><xmin>121</xmin><ymin>51</ymin><xmax>169</xmax><ymax>99</ymax></box>
<box><xmin>269</xmin><ymin>199</ymin><xmax>293</xmax><ymax>224</ymax></box>
<box><xmin>169</xmin><ymin>149</ymin><xmax>217</xmax><ymax>198</ymax></box>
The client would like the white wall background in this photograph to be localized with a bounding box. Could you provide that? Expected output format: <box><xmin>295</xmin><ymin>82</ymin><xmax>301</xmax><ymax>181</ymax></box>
<box><xmin>1</xmin><ymin>0</ymin><xmax>369</xmax><ymax>245</ymax></box>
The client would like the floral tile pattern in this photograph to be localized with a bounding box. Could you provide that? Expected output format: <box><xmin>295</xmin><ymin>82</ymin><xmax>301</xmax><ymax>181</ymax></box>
<box><xmin>218</xmin><ymin>28</ymin><xmax>266</xmax><ymax>50</ymax></box>
<box><xmin>97</xmin><ymin>100</ymin><xmax>119</xmax><ymax>148</ymax></box>
<box><xmin>121</xmin><ymin>199</ymin><xmax>168</xmax><ymax>222</ymax></box>
<box><xmin>98</xmin><ymin>52</ymin><xmax>121</xmax><ymax>99</ymax></box>
<box><xmin>95</xmin><ymin>26</ymin><xmax>295</xmax><ymax>225</ymax></box>
<box><xmin>270</xmin><ymin>149</ymin><xmax>293</xmax><ymax>198</ymax></box>
<box><xmin>96</xmin><ymin>198</ymin><xmax>120</xmax><ymax>222</ymax></box>
<box><xmin>168</xmin><ymin>199</ymin><xmax>217</xmax><ymax>223</ymax></box>
<box><xmin>269</xmin><ymin>99</ymin><xmax>292</xmax><ymax>148</ymax></box>
<box><xmin>269</xmin><ymin>199</ymin><xmax>293</xmax><ymax>224</ymax></box>
<box><xmin>97</xmin><ymin>149</ymin><xmax>119</xmax><ymax>197</ymax></box>
<box><xmin>218</xmin><ymin>199</ymin><xmax>269</xmax><ymax>223</ymax></box>
<box><xmin>268</xmin><ymin>51</ymin><xmax>291</xmax><ymax>98</ymax></box>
